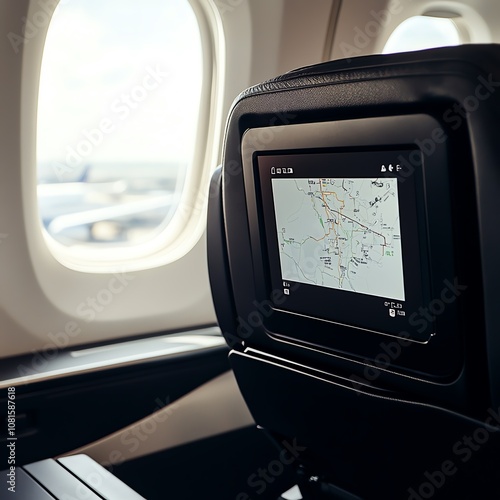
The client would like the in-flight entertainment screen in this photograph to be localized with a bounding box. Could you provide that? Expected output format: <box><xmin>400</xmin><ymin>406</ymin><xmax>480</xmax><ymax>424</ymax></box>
<box><xmin>257</xmin><ymin>148</ymin><xmax>433</xmax><ymax>341</ymax></box>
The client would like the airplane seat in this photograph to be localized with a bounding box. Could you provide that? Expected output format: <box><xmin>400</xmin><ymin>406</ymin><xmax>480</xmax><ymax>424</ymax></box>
<box><xmin>208</xmin><ymin>44</ymin><xmax>500</xmax><ymax>498</ymax></box>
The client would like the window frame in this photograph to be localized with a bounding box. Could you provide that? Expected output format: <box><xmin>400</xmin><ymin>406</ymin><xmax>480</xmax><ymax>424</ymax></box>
<box><xmin>36</xmin><ymin>0</ymin><xmax>225</xmax><ymax>273</ymax></box>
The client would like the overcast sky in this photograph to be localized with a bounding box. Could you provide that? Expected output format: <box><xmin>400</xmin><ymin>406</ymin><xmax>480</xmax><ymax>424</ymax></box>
<box><xmin>37</xmin><ymin>0</ymin><xmax>202</xmax><ymax>166</ymax></box>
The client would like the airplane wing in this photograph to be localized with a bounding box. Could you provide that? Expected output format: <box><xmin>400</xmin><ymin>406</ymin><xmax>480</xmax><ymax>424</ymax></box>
<box><xmin>47</xmin><ymin>194</ymin><xmax>176</xmax><ymax>236</ymax></box>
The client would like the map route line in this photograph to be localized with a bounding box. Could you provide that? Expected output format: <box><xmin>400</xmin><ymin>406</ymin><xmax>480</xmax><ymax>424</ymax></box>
<box><xmin>319</xmin><ymin>184</ymin><xmax>388</xmax><ymax>252</ymax></box>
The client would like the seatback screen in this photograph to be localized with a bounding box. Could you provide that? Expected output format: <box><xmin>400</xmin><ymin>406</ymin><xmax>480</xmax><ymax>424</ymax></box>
<box><xmin>257</xmin><ymin>149</ymin><xmax>432</xmax><ymax>341</ymax></box>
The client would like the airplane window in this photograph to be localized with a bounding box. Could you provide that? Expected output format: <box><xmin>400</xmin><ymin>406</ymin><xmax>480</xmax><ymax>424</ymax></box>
<box><xmin>37</xmin><ymin>0</ymin><xmax>202</xmax><ymax>248</ymax></box>
<box><xmin>383</xmin><ymin>16</ymin><xmax>461</xmax><ymax>54</ymax></box>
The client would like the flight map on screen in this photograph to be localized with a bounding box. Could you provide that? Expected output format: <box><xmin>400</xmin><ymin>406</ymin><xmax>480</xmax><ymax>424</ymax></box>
<box><xmin>271</xmin><ymin>177</ymin><xmax>405</xmax><ymax>301</ymax></box>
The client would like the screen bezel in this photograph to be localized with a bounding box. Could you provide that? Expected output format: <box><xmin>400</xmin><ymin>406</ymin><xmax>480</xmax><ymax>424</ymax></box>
<box><xmin>256</xmin><ymin>147</ymin><xmax>432</xmax><ymax>342</ymax></box>
<box><xmin>240</xmin><ymin>115</ymin><xmax>461</xmax><ymax>378</ymax></box>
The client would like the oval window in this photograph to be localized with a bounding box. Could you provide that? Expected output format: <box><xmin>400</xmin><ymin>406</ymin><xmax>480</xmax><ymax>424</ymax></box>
<box><xmin>383</xmin><ymin>16</ymin><xmax>461</xmax><ymax>54</ymax></box>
